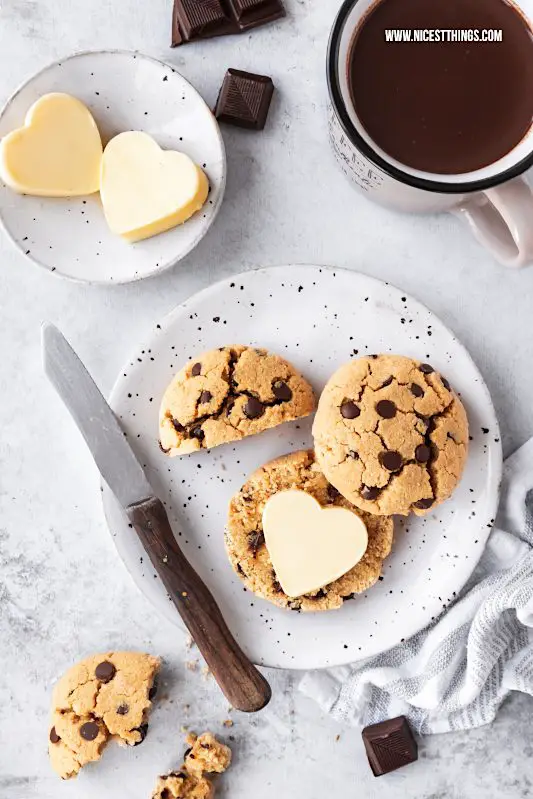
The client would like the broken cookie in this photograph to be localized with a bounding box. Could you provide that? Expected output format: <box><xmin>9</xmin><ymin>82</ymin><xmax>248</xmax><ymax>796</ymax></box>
<box><xmin>159</xmin><ymin>345</ymin><xmax>315</xmax><ymax>456</ymax></box>
<box><xmin>48</xmin><ymin>651</ymin><xmax>160</xmax><ymax>779</ymax></box>
<box><xmin>152</xmin><ymin>732</ymin><xmax>231</xmax><ymax>799</ymax></box>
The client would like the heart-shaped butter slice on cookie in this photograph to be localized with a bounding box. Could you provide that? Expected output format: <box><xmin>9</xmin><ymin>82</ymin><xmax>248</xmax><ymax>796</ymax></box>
<box><xmin>262</xmin><ymin>490</ymin><xmax>368</xmax><ymax>598</ymax></box>
<box><xmin>100</xmin><ymin>132</ymin><xmax>209</xmax><ymax>243</ymax></box>
<box><xmin>0</xmin><ymin>93</ymin><xmax>102</xmax><ymax>197</ymax></box>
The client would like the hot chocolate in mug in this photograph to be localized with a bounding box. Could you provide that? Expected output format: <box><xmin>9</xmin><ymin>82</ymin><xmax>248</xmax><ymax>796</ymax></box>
<box><xmin>327</xmin><ymin>0</ymin><xmax>533</xmax><ymax>267</ymax></box>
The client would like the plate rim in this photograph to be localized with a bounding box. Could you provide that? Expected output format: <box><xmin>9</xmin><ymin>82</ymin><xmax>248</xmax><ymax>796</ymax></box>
<box><xmin>0</xmin><ymin>48</ymin><xmax>227</xmax><ymax>286</ymax></box>
<box><xmin>102</xmin><ymin>263</ymin><xmax>503</xmax><ymax>669</ymax></box>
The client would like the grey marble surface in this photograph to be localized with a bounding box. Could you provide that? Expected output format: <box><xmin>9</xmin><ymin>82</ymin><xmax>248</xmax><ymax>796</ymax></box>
<box><xmin>1</xmin><ymin>1</ymin><xmax>533</xmax><ymax>797</ymax></box>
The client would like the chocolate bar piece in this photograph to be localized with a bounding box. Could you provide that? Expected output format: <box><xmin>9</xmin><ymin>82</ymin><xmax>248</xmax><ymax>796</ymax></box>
<box><xmin>215</xmin><ymin>69</ymin><xmax>274</xmax><ymax>130</ymax></box>
<box><xmin>172</xmin><ymin>0</ymin><xmax>285</xmax><ymax>46</ymax></box>
<box><xmin>362</xmin><ymin>716</ymin><xmax>418</xmax><ymax>776</ymax></box>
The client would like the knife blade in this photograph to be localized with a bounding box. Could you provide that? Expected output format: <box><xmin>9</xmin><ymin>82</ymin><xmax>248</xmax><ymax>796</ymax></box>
<box><xmin>42</xmin><ymin>323</ymin><xmax>271</xmax><ymax>713</ymax></box>
<box><xmin>42</xmin><ymin>323</ymin><xmax>153</xmax><ymax>508</ymax></box>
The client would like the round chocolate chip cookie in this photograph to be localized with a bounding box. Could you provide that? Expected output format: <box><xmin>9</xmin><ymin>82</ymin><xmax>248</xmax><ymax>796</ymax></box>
<box><xmin>159</xmin><ymin>345</ymin><xmax>315</xmax><ymax>456</ymax></box>
<box><xmin>312</xmin><ymin>354</ymin><xmax>469</xmax><ymax>516</ymax></box>
<box><xmin>225</xmin><ymin>450</ymin><xmax>394</xmax><ymax>612</ymax></box>
<box><xmin>48</xmin><ymin>651</ymin><xmax>160</xmax><ymax>780</ymax></box>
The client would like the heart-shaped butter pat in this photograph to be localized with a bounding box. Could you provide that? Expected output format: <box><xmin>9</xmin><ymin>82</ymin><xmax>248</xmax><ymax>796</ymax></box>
<box><xmin>0</xmin><ymin>93</ymin><xmax>102</xmax><ymax>197</ymax></box>
<box><xmin>100</xmin><ymin>131</ymin><xmax>209</xmax><ymax>243</ymax></box>
<box><xmin>262</xmin><ymin>489</ymin><xmax>368</xmax><ymax>598</ymax></box>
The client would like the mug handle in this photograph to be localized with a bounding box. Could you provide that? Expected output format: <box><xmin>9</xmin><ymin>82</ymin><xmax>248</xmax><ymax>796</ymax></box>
<box><xmin>451</xmin><ymin>176</ymin><xmax>533</xmax><ymax>268</ymax></box>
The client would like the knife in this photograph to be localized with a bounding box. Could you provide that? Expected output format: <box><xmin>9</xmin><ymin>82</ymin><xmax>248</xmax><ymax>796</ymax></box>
<box><xmin>42</xmin><ymin>323</ymin><xmax>271</xmax><ymax>713</ymax></box>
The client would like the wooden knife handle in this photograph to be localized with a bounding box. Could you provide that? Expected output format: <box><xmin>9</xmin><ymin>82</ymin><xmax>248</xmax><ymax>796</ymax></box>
<box><xmin>126</xmin><ymin>496</ymin><xmax>271</xmax><ymax>713</ymax></box>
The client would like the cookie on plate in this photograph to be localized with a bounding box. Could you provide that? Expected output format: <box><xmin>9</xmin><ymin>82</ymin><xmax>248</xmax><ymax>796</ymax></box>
<box><xmin>48</xmin><ymin>651</ymin><xmax>160</xmax><ymax>779</ymax></box>
<box><xmin>151</xmin><ymin>732</ymin><xmax>231</xmax><ymax>799</ymax></box>
<box><xmin>225</xmin><ymin>450</ymin><xmax>394</xmax><ymax>611</ymax></box>
<box><xmin>312</xmin><ymin>354</ymin><xmax>469</xmax><ymax>516</ymax></box>
<box><xmin>159</xmin><ymin>345</ymin><xmax>315</xmax><ymax>455</ymax></box>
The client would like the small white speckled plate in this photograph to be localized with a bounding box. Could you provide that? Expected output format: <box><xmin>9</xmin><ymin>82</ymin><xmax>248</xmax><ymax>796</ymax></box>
<box><xmin>102</xmin><ymin>265</ymin><xmax>502</xmax><ymax>669</ymax></box>
<box><xmin>0</xmin><ymin>50</ymin><xmax>226</xmax><ymax>284</ymax></box>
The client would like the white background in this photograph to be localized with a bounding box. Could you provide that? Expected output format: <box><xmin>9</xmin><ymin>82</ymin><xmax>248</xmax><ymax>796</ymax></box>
<box><xmin>1</xmin><ymin>1</ymin><xmax>532</xmax><ymax>797</ymax></box>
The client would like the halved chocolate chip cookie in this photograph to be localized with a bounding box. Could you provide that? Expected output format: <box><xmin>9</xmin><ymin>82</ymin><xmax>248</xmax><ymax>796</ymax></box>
<box><xmin>159</xmin><ymin>345</ymin><xmax>315</xmax><ymax>455</ymax></box>
<box><xmin>225</xmin><ymin>450</ymin><xmax>394</xmax><ymax>611</ymax></box>
<box><xmin>312</xmin><ymin>354</ymin><xmax>469</xmax><ymax>516</ymax></box>
<box><xmin>48</xmin><ymin>651</ymin><xmax>160</xmax><ymax>779</ymax></box>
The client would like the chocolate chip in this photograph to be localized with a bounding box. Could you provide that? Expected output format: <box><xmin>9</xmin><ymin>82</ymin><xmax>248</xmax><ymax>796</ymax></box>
<box><xmin>419</xmin><ymin>363</ymin><xmax>434</xmax><ymax>374</ymax></box>
<box><xmin>161</xmin><ymin>789</ymin><xmax>170</xmax><ymax>799</ymax></box>
<box><xmin>148</xmin><ymin>678</ymin><xmax>158</xmax><ymax>700</ymax></box>
<box><xmin>327</xmin><ymin>484</ymin><xmax>340</xmax><ymax>501</ymax></box>
<box><xmin>340</xmin><ymin>400</ymin><xmax>360</xmax><ymax>419</ymax></box>
<box><xmin>191</xmin><ymin>363</ymin><xmax>202</xmax><ymax>376</ymax></box>
<box><xmin>348</xmin><ymin>450</ymin><xmax>359</xmax><ymax>459</ymax></box>
<box><xmin>171</xmin><ymin>418</ymin><xmax>184</xmax><ymax>433</ymax></box>
<box><xmin>95</xmin><ymin>661</ymin><xmax>116</xmax><ymax>683</ymax></box>
<box><xmin>190</xmin><ymin>426</ymin><xmax>205</xmax><ymax>441</ymax></box>
<box><xmin>199</xmin><ymin>391</ymin><xmax>212</xmax><ymax>404</ymax></box>
<box><xmin>116</xmin><ymin>703</ymin><xmax>129</xmax><ymax>715</ymax></box>
<box><xmin>376</xmin><ymin>399</ymin><xmax>396</xmax><ymax>419</ymax></box>
<box><xmin>248</xmin><ymin>530</ymin><xmax>265</xmax><ymax>555</ymax></box>
<box><xmin>49</xmin><ymin>727</ymin><xmax>60</xmax><ymax>744</ymax></box>
<box><xmin>411</xmin><ymin>383</ymin><xmax>424</xmax><ymax>398</ymax></box>
<box><xmin>379</xmin><ymin>451</ymin><xmax>403</xmax><ymax>471</ymax></box>
<box><xmin>244</xmin><ymin>397</ymin><xmax>265</xmax><ymax>419</ymax></box>
<box><xmin>80</xmin><ymin>721</ymin><xmax>100</xmax><ymax>741</ymax></box>
<box><xmin>414</xmin><ymin>498</ymin><xmax>433</xmax><ymax>509</ymax></box>
<box><xmin>361</xmin><ymin>486</ymin><xmax>380</xmax><ymax>500</ymax></box>
<box><xmin>133</xmin><ymin>723</ymin><xmax>149</xmax><ymax>746</ymax></box>
<box><xmin>441</xmin><ymin>376</ymin><xmax>451</xmax><ymax>390</ymax></box>
<box><xmin>183</xmin><ymin>747</ymin><xmax>193</xmax><ymax>759</ymax></box>
<box><xmin>380</xmin><ymin>377</ymin><xmax>393</xmax><ymax>388</ymax></box>
<box><xmin>415</xmin><ymin>444</ymin><xmax>431</xmax><ymax>463</ymax></box>
<box><xmin>272</xmin><ymin>380</ymin><xmax>292</xmax><ymax>402</ymax></box>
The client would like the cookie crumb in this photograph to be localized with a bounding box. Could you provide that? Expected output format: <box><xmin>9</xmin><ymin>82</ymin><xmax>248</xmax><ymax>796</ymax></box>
<box><xmin>223</xmin><ymin>719</ymin><xmax>234</xmax><ymax>728</ymax></box>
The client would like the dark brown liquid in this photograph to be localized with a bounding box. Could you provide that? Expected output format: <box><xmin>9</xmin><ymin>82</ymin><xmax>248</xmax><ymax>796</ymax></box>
<box><xmin>349</xmin><ymin>0</ymin><xmax>533</xmax><ymax>174</ymax></box>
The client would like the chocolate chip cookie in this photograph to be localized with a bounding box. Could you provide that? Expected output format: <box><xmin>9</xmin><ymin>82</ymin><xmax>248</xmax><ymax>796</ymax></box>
<box><xmin>152</xmin><ymin>732</ymin><xmax>231</xmax><ymax>799</ymax></box>
<box><xmin>312</xmin><ymin>354</ymin><xmax>469</xmax><ymax>516</ymax></box>
<box><xmin>48</xmin><ymin>651</ymin><xmax>160</xmax><ymax>779</ymax></box>
<box><xmin>159</xmin><ymin>345</ymin><xmax>315</xmax><ymax>456</ymax></box>
<box><xmin>225</xmin><ymin>450</ymin><xmax>394</xmax><ymax>611</ymax></box>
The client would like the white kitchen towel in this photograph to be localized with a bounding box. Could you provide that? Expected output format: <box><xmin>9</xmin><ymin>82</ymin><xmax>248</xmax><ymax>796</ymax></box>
<box><xmin>299</xmin><ymin>437</ymin><xmax>533</xmax><ymax>734</ymax></box>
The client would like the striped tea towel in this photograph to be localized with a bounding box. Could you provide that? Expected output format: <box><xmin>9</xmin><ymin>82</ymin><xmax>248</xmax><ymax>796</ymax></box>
<box><xmin>299</xmin><ymin>437</ymin><xmax>533</xmax><ymax>734</ymax></box>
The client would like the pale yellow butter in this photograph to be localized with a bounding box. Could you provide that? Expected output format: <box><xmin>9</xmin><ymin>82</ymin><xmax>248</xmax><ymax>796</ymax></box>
<box><xmin>100</xmin><ymin>131</ymin><xmax>209</xmax><ymax>243</ymax></box>
<box><xmin>0</xmin><ymin>93</ymin><xmax>102</xmax><ymax>197</ymax></box>
<box><xmin>262</xmin><ymin>490</ymin><xmax>369</xmax><ymax>598</ymax></box>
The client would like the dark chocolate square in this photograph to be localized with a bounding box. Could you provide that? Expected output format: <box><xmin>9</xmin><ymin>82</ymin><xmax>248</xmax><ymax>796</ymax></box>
<box><xmin>172</xmin><ymin>0</ymin><xmax>234</xmax><ymax>46</ymax></box>
<box><xmin>228</xmin><ymin>0</ymin><xmax>285</xmax><ymax>26</ymax></box>
<box><xmin>172</xmin><ymin>0</ymin><xmax>284</xmax><ymax>46</ymax></box>
<box><xmin>215</xmin><ymin>69</ymin><xmax>275</xmax><ymax>130</ymax></box>
<box><xmin>362</xmin><ymin>716</ymin><xmax>418</xmax><ymax>776</ymax></box>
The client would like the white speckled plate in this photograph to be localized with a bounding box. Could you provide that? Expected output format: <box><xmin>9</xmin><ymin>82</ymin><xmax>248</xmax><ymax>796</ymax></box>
<box><xmin>102</xmin><ymin>265</ymin><xmax>502</xmax><ymax>669</ymax></box>
<box><xmin>0</xmin><ymin>50</ymin><xmax>225</xmax><ymax>284</ymax></box>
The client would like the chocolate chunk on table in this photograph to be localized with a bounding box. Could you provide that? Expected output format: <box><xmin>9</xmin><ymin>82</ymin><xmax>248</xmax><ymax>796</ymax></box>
<box><xmin>362</xmin><ymin>716</ymin><xmax>418</xmax><ymax>776</ymax></box>
<box><xmin>172</xmin><ymin>0</ymin><xmax>285</xmax><ymax>46</ymax></box>
<box><xmin>215</xmin><ymin>69</ymin><xmax>275</xmax><ymax>130</ymax></box>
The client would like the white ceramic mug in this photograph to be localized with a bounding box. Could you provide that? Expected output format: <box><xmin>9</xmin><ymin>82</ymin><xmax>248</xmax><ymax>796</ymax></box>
<box><xmin>327</xmin><ymin>0</ymin><xmax>533</xmax><ymax>267</ymax></box>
